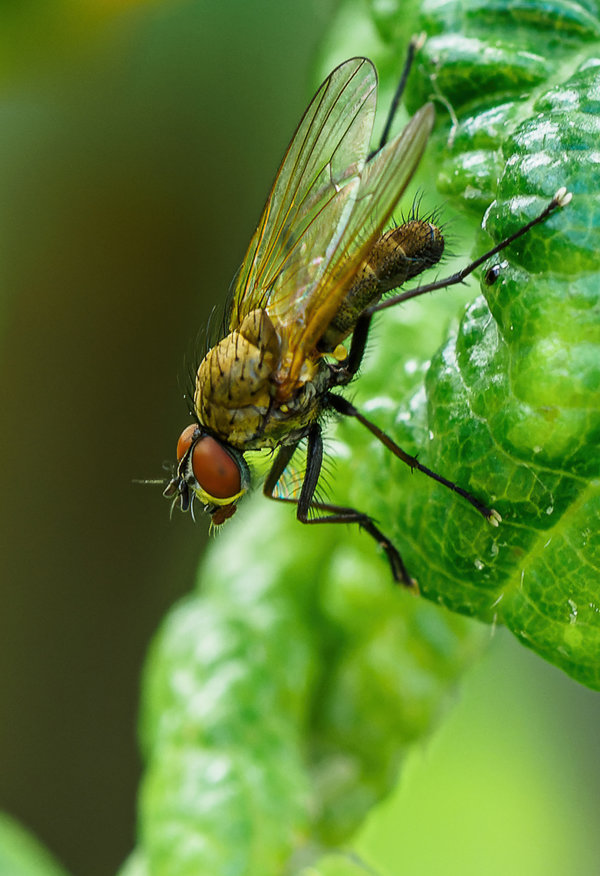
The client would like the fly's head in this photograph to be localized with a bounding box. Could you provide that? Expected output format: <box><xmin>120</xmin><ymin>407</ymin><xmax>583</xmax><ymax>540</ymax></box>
<box><xmin>164</xmin><ymin>424</ymin><xmax>250</xmax><ymax>525</ymax></box>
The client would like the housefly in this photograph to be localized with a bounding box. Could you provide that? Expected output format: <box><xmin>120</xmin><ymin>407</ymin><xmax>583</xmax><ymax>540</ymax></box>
<box><xmin>164</xmin><ymin>40</ymin><xmax>571</xmax><ymax>587</ymax></box>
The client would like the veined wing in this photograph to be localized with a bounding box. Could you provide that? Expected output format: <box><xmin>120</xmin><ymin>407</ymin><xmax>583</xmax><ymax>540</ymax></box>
<box><xmin>277</xmin><ymin>101</ymin><xmax>435</xmax><ymax>389</ymax></box>
<box><xmin>229</xmin><ymin>58</ymin><xmax>378</xmax><ymax>329</ymax></box>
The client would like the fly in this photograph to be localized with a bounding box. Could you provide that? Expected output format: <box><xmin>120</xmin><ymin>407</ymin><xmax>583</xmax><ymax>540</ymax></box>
<box><xmin>164</xmin><ymin>37</ymin><xmax>571</xmax><ymax>588</ymax></box>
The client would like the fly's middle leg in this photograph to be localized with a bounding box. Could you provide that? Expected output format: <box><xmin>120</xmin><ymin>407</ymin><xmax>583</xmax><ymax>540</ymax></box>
<box><xmin>327</xmin><ymin>393</ymin><xmax>501</xmax><ymax>526</ymax></box>
<box><xmin>263</xmin><ymin>423</ymin><xmax>418</xmax><ymax>588</ymax></box>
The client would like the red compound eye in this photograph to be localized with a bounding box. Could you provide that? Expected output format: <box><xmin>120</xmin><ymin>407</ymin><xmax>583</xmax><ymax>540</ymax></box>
<box><xmin>191</xmin><ymin>435</ymin><xmax>241</xmax><ymax>499</ymax></box>
<box><xmin>176</xmin><ymin>424</ymin><xmax>199</xmax><ymax>462</ymax></box>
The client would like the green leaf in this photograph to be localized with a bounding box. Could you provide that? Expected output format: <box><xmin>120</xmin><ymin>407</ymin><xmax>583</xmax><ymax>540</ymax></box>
<box><xmin>0</xmin><ymin>813</ymin><xmax>71</xmax><ymax>876</ymax></box>
<box><xmin>115</xmin><ymin>849</ymin><xmax>148</xmax><ymax>876</ymax></box>
<box><xmin>297</xmin><ymin>851</ymin><xmax>375</xmax><ymax>875</ymax></box>
<box><xmin>138</xmin><ymin>506</ymin><xmax>485</xmax><ymax>872</ymax></box>
<box><xmin>346</xmin><ymin>0</ymin><xmax>600</xmax><ymax>688</ymax></box>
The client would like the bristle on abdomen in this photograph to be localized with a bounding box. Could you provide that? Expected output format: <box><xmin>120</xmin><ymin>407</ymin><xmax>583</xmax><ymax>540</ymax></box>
<box><xmin>320</xmin><ymin>219</ymin><xmax>444</xmax><ymax>347</ymax></box>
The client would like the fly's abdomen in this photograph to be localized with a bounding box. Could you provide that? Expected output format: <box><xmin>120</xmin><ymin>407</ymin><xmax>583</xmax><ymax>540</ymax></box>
<box><xmin>321</xmin><ymin>218</ymin><xmax>444</xmax><ymax>348</ymax></box>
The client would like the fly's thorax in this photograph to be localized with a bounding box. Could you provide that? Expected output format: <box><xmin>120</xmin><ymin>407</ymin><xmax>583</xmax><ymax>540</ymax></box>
<box><xmin>320</xmin><ymin>218</ymin><xmax>444</xmax><ymax>348</ymax></box>
<box><xmin>195</xmin><ymin>308</ymin><xmax>281</xmax><ymax>445</ymax></box>
<box><xmin>262</xmin><ymin>360</ymin><xmax>328</xmax><ymax>445</ymax></box>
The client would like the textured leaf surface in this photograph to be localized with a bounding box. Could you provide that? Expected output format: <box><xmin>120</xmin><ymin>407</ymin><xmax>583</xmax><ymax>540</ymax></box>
<box><xmin>358</xmin><ymin>0</ymin><xmax>600</xmax><ymax>688</ymax></box>
<box><xmin>137</xmin><ymin>506</ymin><xmax>483</xmax><ymax>874</ymax></box>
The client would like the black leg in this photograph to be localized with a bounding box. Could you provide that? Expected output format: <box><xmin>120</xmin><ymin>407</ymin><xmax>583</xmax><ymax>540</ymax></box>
<box><xmin>346</xmin><ymin>307</ymin><xmax>371</xmax><ymax>375</ymax></box>
<box><xmin>369</xmin><ymin>188</ymin><xmax>571</xmax><ymax>316</ymax></box>
<box><xmin>263</xmin><ymin>423</ymin><xmax>417</xmax><ymax>588</ymax></box>
<box><xmin>346</xmin><ymin>187</ymin><xmax>571</xmax><ymax>376</ymax></box>
<box><xmin>263</xmin><ymin>440</ymin><xmax>299</xmax><ymax>498</ymax></box>
<box><xmin>327</xmin><ymin>393</ymin><xmax>502</xmax><ymax>525</ymax></box>
<box><xmin>369</xmin><ymin>33</ymin><xmax>426</xmax><ymax>159</ymax></box>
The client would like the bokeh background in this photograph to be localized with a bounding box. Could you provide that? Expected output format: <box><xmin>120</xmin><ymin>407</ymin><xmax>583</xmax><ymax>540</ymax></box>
<box><xmin>1</xmin><ymin>2</ymin><xmax>599</xmax><ymax>875</ymax></box>
<box><xmin>0</xmin><ymin>1</ymin><xmax>335</xmax><ymax>873</ymax></box>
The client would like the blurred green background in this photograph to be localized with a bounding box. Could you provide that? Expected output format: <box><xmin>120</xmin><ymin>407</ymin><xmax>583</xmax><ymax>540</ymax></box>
<box><xmin>0</xmin><ymin>1</ymin><xmax>335</xmax><ymax>873</ymax></box>
<box><xmin>0</xmin><ymin>1</ymin><xmax>598</xmax><ymax>875</ymax></box>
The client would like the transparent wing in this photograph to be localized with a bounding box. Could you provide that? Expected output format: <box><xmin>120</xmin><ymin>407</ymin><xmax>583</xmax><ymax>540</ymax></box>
<box><xmin>277</xmin><ymin>102</ymin><xmax>435</xmax><ymax>389</ymax></box>
<box><xmin>229</xmin><ymin>57</ymin><xmax>378</xmax><ymax>329</ymax></box>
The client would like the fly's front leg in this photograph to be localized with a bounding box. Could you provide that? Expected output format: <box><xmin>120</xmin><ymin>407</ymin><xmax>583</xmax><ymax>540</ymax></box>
<box><xmin>263</xmin><ymin>423</ymin><xmax>417</xmax><ymax>588</ymax></box>
<box><xmin>263</xmin><ymin>440</ymin><xmax>299</xmax><ymax>498</ymax></box>
<box><xmin>327</xmin><ymin>393</ymin><xmax>501</xmax><ymax>526</ymax></box>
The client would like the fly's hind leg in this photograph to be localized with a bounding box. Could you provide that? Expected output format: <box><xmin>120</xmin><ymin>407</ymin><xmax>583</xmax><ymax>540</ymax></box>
<box><xmin>263</xmin><ymin>424</ymin><xmax>417</xmax><ymax>588</ymax></box>
<box><xmin>326</xmin><ymin>393</ymin><xmax>502</xmax><ymax>526</ymax></box>
<box><xmin>346</xmin><ymin>188</ymin><xmax>572</xmax><ymax>375</ymax></box>
<box><xmin>334</xmin><ymin>190</ymin><xmax>571</xmax><ymax>537</ymax></box>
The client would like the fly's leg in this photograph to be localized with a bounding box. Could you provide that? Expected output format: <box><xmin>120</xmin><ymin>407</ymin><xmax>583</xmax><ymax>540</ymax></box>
<box><xmin>369</xmin><ymin>32</ymin><xmax>426</xmax><ymax>158</ymax></box>
<box><xmin>347</xmin><ymin>187</ymin><xmax>572</xmax><ymax>374</ymax></box>
<box><xmin>327</xmin><ymin>393</ymin><xmax>501</xmax><ymax>525</ymax></box>
<box><xmin>263</xmin><ymin>424</ymin><xmax>417</xmax><ymax>588</ymax></box>
<box><xmin>263</xmin><ymin>440</ymin><xmax>298</xmax><ymax>498</ymax></box>
<box><xmin>338</xmin><ymin>188</ymin><xmax>571</xmax><ymax>520</ymax></box>
<box><xmin>367</xmin><ymin>188</ymin><xmax>572</xmax><ymax>319</ymax></box>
